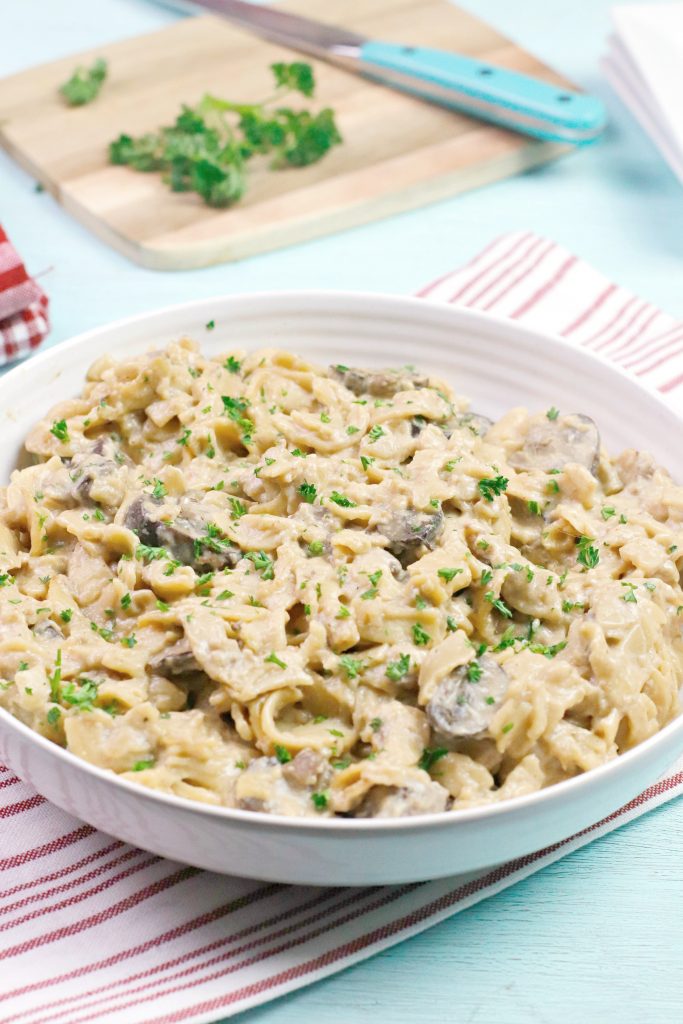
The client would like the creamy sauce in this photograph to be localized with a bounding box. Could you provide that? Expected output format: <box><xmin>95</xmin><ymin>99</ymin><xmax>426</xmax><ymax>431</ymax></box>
<box><xmin>0</xmin><ymin>341</ymin><xmax>681</xmax><ymax>818</ymax></box>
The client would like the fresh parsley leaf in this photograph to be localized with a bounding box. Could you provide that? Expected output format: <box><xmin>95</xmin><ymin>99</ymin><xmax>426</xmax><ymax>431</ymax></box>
<box><xmin>59</xmin><ymin>57</ymin><xmax>107</xmax><ymax>106</ymax></box>
<box><xmin>478</xmin><ymin>475</ymin><xmax>508</xmax><ymax>502</ymax></box>
<box><xmin>576</xmin><ymin>535</ymin><xmax>600</xmax><ymax>570</ymax></box>
<box><xmin>50</xmin><ymin>419</ymin><xmax>69</xmax><ymax>443</ymax></box>
<box><xmin>412</xmin><ymin>623</ymin><xmax>430</xmax><ymax>646</ymax></box>
<box><xmin>418</xmin><ymin>747</ymin><xmax>448</xmax><ymax>772</ymax></box>
<box><xmin>329</xmin><ymin>491</ymin><xmax>356</xmax><ymax>508</ymax></box>
<box><xmin>298</xmin><ymin>482</ymin><xmax>317</xmax><ymax>503</ymax></box>
<box><xmin>386</xmin><ymin>653</ymin><xmax>410</xmax><ymax>682</ymax></box>
<box><xmin>274</xmin><ymin>743</ymin><xmax>291</xmax><ymax>764</ymax></box>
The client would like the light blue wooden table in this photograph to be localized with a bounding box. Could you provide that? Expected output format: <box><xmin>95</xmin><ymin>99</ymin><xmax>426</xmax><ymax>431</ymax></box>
<box><xmin>3</xmin><ymin>2</ymin><xmax>683</xmax><ymax>1021</ymax></box>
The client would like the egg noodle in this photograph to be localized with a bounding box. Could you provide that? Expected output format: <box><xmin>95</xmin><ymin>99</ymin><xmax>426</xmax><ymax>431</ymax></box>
<box><xmin>0</xmin><ymin>340</ymin><xmax>681</xmax><ymax>818</ymax></box>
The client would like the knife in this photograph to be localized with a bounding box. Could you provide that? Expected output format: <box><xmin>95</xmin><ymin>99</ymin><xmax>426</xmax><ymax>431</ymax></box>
<box><xmin>162</xmin><ymin>0</ymin><xmax>607</xmax><ymax>144</ymax></box>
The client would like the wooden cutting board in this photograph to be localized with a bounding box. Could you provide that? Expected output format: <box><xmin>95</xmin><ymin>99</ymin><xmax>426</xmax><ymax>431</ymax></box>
<box><xmin>0</xmin><ymin>0</ymin><xmax>573</xmax><ymax>270</ymax></box>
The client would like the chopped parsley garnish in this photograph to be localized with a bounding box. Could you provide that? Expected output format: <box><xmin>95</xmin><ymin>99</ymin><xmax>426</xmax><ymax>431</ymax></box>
<box><xmin>176</xmin><ymin>428</ymin><xmax>192</xmax><ymax>446</ymax></box>
<box><xmin>601</xmin><ymin>506</ymin><xmax>616</xmax><ymax>520</ymax></box>
<box><xmin>194</xmin><ymin>523</ymin><xmax>232</xmax><ymax>560</ymax></box>
<box><xmin>245</xmin><ymin>549</ymin><xmax>274</xmax><ymax>580</ymax></box>
<box><xmin>527</xmin><ymin>500</ymin><xmax>541</xmax><ymax>516</ymax></box>
<box><xmin>446</xmin><ymin>616</ymin><xmax>458</xmax><ymax>632</ymax></box>
<box><xmin>274</xmin><ymin>744</ymin><xmax>291</xmax><ymax>764</ymax></box>
<box><xmin>367</xmin><ymin>425</ymin><xmax>385</xmax><ymax>443</ymax></box>
<box><xmin>484</xmin><ymin>592</ymin><xmax>513</xmax><ymax>618</ymax></box>
<box><xmin>418</xmin><ymin>747</ymin><xmax>448</xmax><ymax>772</ymax></box>
<box><xmin>501</xmin><ymin>722</ymin><xmax>514</xmax><ymax>735</ymax></box>
<box><xmin>50</xmin><ymin>419</ymin><xmax>69</xmax><ymax>443</ymax></box>
<box><xmin>156</xmin><ymin>599</ymin><xmax>170</xmax><ymax>612</ymax></box>
<box><xmin>546</xmin><ymin>406</ymin><xmax>560</xmax><ymax>421</ymax></box>
<box><xmin>386</xmin><ymin>653</ymin><xmax>410</xmax><ymax>682</ymax></box>
<box><xmin>360</xmin><ymin>456</ymin><xmax>375</xmax><ymax>471</ymax></box>
<box><xmin>291</xmin><ymin>448</ymin><xmax>307</xmax><ymax>458</ymax></box>
<box><xmin>59</xmin><ymin>57</ymin><xmax>107</xmax><ymax>106</ymax></box>
<box><xmin>229</xmin><ymin>497</ymin><xmax>248</xmax><ymax>519</ymax></box>
<box><xmin>121</xmin><ymin>592</ymin><xmax>132</xmax><ymax>609</ymax></box>
<box><xmin>576</xmin><ymin>535</ymin><xmax>600</xmax><ymax>570</ymax></box>
<box><xmin>217</xmin><ymin>590</ymin><xmax>234</xmax><ymax>600</ymax></box>
<box><xmin>339</xmin><ymin>654</ymin><xmax>363</xmax><ymax>679</ymax></box>
<box><xmin>346</xmin><ymin>425</ymin><xmax>359</xmax><ymax>435</ymax></box>
<box><xmin>221</xmin><ymin>395</ymin><xmax>254</xmax><ymax>442</ymax></box>
<box><xmin>466</xmin><ymin>660</ymin><xmax>483</xmax><ymax>682</ymax></box>
<box><xmin>621</xmin><ymin>582</ymin><xmax>638</xmax><ymax>604</ymax></box>
<box><xmin>206</xmin><ymin>320</ymin><xmax>215</xmax><ymax>330</ymax></box>
<box><xmin>336</xmin><ymin>604</ymin><xmax>350</xmax><ymax>619</ymax></box>
<box><xmin>48</xmin><ymin>648</ymin><xmax>62</xmax><ymax>703</ymax></box>
<box><xmin>121</xmin><ymin>635</ymin><xmax>137</xmax><ymax>648</ymax></box>
<box><xmin>136</xmin><ymin>544</ymin><xmax>169</xmax><ymax>562</ymax></box>
<box><xmin>298</xmin><ymin>482</ymin><xmax>317</xmax><ymax>503</ymax></box>
<box><xmin>369</xmin><ymin>717</ymin><xmax>382</xmax><ymax>733</ymax></box>
<box><xmin>529</xmin><ymin>640</ymin><xmax>567</xmax><ymax>659</ymax></box>
<box><xmin>307</xmin><ymin>540</ymin><xmax>324</xmax><ymax>557</ymax></box>
<box><xmin>152</xmin><ymin>479</ymin><xmax>167</xmax><ymax>499</ymax></box>
<box><xmin>478</xmin><ymin>475</ymin><xmax>508</xmax><ymax>502</ymax></box>
<box><xmin>412</xmin><ymin>623</ymin><xmax>430</xmax><ymax>646</ymax></box>
<box><xmin>329</xmin><ymin>491</ymin><xmax>356</xmax><ymax>508</ymax></box>
<box><xmin>61</xmin><ymin>677</ymin><xmax>99</xmax><ymax>711</ymax></box>
<box><xmin>132</xmin><ymin>759</ymin><xmax>155</xmax><ymax>772</ymax></box>
<box><xmin>224</xmin><ymin>356</ymin><xmax>241</xmax><ymax>374</ymax></box>
<box><xmin>437</xmin><ymin>567</ymin><xmax>462</xmax><ymax>583</ymax></box>
<box><xmin>60</xmin><ymin>608</ymin><xmax>73</xmax><ymax>623</ymax></box>
<box><xmin>311</xmin><ymin>791</ymin><xmax>328</xmax><ymax>811</ymax></box>
<box><xmin>47</xmin><ymin>707</ymin><xmax>62</xmax><ymax>726</ymax></box>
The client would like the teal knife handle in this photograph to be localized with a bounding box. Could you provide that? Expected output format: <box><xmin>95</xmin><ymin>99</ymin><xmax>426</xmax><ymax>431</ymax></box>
<box><xmin>359</xmin><ymin>41</ymin><xmax>606</xmax><ymax>143</ymax></box>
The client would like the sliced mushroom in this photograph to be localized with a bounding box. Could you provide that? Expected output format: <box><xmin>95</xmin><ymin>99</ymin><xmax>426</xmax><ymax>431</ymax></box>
<box><xmin>32</xmin><ymin>619</ymin><xmax>64</xmax><ymax>641</ymax></box>
<box><xmin>149</xmin><ymin>639</ymin><xmax>201</xmax><ymax>677</ymax></box>
<box><xmin>235</xmin><ymin>756</ymin><xmax>331</xmax><ymax>816</ymax></box>
<box><xmin>380</xmin><ymin>508</ymin><xmax>444</xmax><ymax>565</ymax></box>
<box><xmin>410</xmin><ymin>415</ymin><xmax>428</xmax><ymax>437</ymax></box>
<box><xmin>125</xmin><ymin>495</ymin><xmax>239</xmax><ymax>572</ymax></box>
<box><xmin>451</xmin><ymin>412</ymin><xmax>493</xmax><ymax>438</ymax></box>
<box><xmin>427</xmin><ymin>654</ymin><xmax>509</xmax><ymax>739</ymax></box>
<box><xmin>509</xmin><ymin>413</ymin><xmax>600</xmax><ymax>474</ymax></box>
<box><xmin>331</xmin><ymin>365</ymin><xmax>429</xmax><ymax>397</ymax></box>
<box><xmin>353</xmin><ymin>780</ymin><xmax>449</xmax><ymax>817</ymax></box>
<box><xmin>68</xmin><ymin>437</ymin><xmax>126</xmax><ymax>503</ymax></box>
<box><xmin>282</xmin><ymin>749</ymin><xmax>331</xmax><ymax>789</ymax></box>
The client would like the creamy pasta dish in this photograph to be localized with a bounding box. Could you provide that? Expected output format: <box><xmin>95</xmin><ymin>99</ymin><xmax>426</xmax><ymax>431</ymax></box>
<box><xmin>0</xmin><ymin>341</ymin><xmax>681</xmax><ymax>819</ymax></box>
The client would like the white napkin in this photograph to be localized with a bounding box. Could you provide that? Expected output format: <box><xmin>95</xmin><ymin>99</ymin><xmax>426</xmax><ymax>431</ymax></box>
<box><xmin>603</xmin><ymin>3</ymin><xmax>683</xmax><ymax>185</ymax></box>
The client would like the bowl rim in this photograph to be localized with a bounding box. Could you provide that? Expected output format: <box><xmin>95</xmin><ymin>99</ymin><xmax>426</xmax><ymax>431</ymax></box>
<box><xmin>1</xmin><ymin>288</ymin><xmax>681</xmax><ymax>835</ymax></box>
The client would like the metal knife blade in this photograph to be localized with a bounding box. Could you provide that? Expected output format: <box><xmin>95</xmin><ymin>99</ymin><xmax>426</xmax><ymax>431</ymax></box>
<box><xmin>165</xmin><ymin>0</ymin><xmax>366</xmax><ymax>62</ymax></box>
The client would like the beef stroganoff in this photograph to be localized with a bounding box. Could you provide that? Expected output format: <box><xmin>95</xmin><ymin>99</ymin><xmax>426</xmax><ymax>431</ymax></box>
<box><xmin>0</xmin><ymin>341</ymin><xmax>681</xmax><ymax>818</ymax></box>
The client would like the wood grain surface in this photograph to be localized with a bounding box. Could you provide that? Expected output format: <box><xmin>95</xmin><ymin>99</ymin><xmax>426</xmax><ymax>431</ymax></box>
<box><xmin>0</xmin><ymin>0</ymin><xmax>571</xmax><ymax>270</ymax></box>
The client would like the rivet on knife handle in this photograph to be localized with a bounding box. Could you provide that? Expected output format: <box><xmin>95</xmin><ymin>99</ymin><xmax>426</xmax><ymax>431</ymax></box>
<box><xmin>359</xmin><ymin>42</ymin><xmax>607</xmax><ymax>143</ymax></box>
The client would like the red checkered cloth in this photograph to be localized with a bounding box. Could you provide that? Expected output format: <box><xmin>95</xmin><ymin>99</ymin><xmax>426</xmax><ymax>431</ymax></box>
<box><xmin>0</xmin><ymin>225</ymin><xmax>50</xmax><ymax>363</ymax></box>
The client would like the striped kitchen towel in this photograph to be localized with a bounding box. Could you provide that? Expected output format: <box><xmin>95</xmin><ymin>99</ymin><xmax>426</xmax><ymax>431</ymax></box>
<box><xmin>0</xmin><ymin>226</ymin><xmax>50</xmax><ymax>364</ymax></box>
<box><xmin>1</xmin><ymin>233</ymin><xmax>682</xmax><ymax>1024</ymax></box>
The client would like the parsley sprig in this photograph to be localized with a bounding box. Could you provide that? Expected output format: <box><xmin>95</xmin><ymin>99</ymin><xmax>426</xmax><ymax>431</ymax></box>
<box><xmin>60</xmin><ymin>58</ymin><xmax>107</xmax><ymax>106</ymax></box>
<box><xmin>109</xmin><ymin>62</ymin><xmax>342</xmax><ymax>208</ymax></box>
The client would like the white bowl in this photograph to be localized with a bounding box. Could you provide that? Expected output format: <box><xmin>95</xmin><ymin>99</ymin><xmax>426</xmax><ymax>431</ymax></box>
<box><xmin>1</xmin><ymin>292</ymin><xmax>682</xmax><ymax>886</ymax></box>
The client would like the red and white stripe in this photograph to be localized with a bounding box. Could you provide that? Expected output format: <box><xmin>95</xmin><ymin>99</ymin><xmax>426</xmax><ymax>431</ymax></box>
<box><xmin>1</xmin><ymin>234</ymin><xmax>682</xmax><ymax>1023</ymax></box>
<box><xmin>420</xmin><ymin>231</ymin><xmax>682</xmax><ymax>398</ymax></box>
